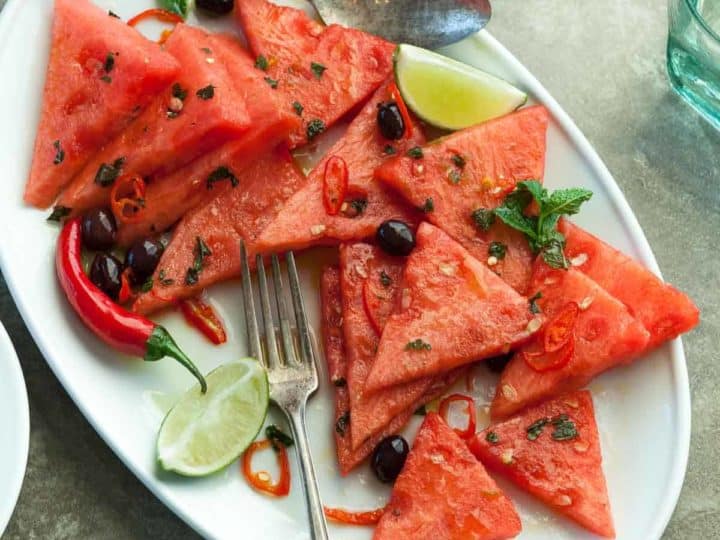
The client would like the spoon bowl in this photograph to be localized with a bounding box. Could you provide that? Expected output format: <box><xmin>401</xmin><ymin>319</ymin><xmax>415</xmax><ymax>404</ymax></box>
<box><xmin>310</xmin><ymin>0</ymin><xmax>492</xmax><ymax>49</ymax></box>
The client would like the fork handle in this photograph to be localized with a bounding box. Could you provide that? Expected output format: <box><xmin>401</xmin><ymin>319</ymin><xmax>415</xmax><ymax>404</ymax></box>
<box><xmin>285</xmin><ymin>403</ymin><xmax>329</xmax><ymax>540</ymax></box>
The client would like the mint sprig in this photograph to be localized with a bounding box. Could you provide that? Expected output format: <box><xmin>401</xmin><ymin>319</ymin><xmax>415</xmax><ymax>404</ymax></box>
<box><xmin>493</xmin><ymin>180</ymin><xmax>592</xmax><ymax>269</ymax></box>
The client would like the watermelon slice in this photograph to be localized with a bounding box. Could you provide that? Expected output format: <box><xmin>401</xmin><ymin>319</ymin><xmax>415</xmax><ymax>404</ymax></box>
<box><xmin>560</xmin><ymin>219</ymin><xmax>699</xmax><ymax>349</ymax></box>
<box><xmin>235</xmin><ymin>0</ymin><xmax>395</xmax><ymax>148</ymax></box>
<box><xmin>490</xmin><ymin>261</ymin><xmax>650</xmax><ymax>419</ymax></box>
<box><xmin>339</xmin><ymin>243</ymin><xmax>462</xmax><ymax>449</ymax></box>
<box><xmin>364</xmin><ymin>222</ymin><xmax>538</xmax><ymax>393</ymax></box>
<box><xmin>115</xmin><ymin>33</ymin><xmax>300</xmax><ymax>246</ymax></box>
<box><xmin>254</xmin><ymin>80</ymin><xmax>425</xmax><ymax>255</ymax></box>
<box><xmin>25</xmin><ymin>0</ymin><xmax>180</xmax><ymax>208</ymax></box>
<box><xmin>375</xmin><ymin>105</ymin><xmax>549</xmax><ymax>294</ymax></box>
<box><xmin>132</xmin><ymin>146</ymin><xmax>305</xmax><ymax>315</ymax></box>
<box><xmin>374</xmin><ymin>413</ymin><xmax>522</xmax><ymax>540</ymax></box>
<box><xmin>469</xmin><ymin>391</ymin><xmax>615</xmax><ymax>538</ymax></box>
<box><xmin>57</xmin><ymin>24</ymin><xmax>251</xmax><ymax>215</ymax></box>
<box><xmin>321</xmin><ymin>266</ymin><xmax>419</xmax><ymax>474</ymax></box>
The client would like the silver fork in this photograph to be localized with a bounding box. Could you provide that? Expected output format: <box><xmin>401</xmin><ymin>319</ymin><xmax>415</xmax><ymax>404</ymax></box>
<box><xmin>240</xmin><ymin>243</ymin><xmax>329</xmax><ymax>540</ymax></box>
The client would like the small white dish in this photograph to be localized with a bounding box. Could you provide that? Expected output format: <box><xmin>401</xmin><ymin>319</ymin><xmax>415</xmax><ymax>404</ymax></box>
<box><xmin>0</xmin><ymin>321</ymin><xmax>30</xmax><ymax>535</ymax></box>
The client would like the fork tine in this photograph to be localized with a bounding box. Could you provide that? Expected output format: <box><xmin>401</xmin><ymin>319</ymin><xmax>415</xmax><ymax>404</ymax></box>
<box><xmin>240</xmin><ymin>242</ymin><xmax>263</xmax><ymax>365</ymax></box>
<box><xmin>271</xmin><ymin>254</ymin><xmax>296</xmax><ymax>366</ymax></box>
<box><xmin>256</xmin><ymin>255</ymin><xmax>282</xmax><ymax>369</ymax></box>
<box><xmin>286</xmin><ymin>251</ymin><xmax>315</xmax><ymax>367</ymax></box>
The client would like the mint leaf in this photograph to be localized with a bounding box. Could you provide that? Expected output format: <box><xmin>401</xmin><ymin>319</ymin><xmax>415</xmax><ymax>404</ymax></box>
<box><xmin>159</xmin><ymin>0</ymin><xmax>188</xmax><ymax>17</ymax></box>
<box><xmin>494</xmin><ymin>206</ymin><xmax>537</xmax><ymax>240</ymax></box>
<box><xmin>516</xmin><ymin>180</ymin><xmax>546</xmax><ymax>206</ymax></box>
<box><xmin>543</xmin><ymin>187</ymin><xmax>593</xmax><ymax>217</ymax></box>
<box><xmin>542</xmin><ymin>238</ymin><xmax>569</xmax><ymax>269</ymax></box>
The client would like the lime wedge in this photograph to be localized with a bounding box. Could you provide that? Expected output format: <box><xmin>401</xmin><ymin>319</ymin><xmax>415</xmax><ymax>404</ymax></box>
<box><xmin>394</xmin><ymin>44</ymin><xmax>528</xmax><ymax>130</ymax></box>
<box><xmin>157</xmin><ymin>359</ymin><xmax>269</xmax><ymax>477</ymax></box>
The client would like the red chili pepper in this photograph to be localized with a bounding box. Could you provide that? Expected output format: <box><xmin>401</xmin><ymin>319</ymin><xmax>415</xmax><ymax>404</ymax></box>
<box><xmin>127</xmin><ymin>8</ymin><xmax>184</xmax><ymax>27</ymax></box>
<box><xmin>439</xmin><ymin>394</ymin><xmax>477</xmax><ymax>439</ymax></box>
<box><xmin>322</xmin><ymin>156</ymin><xmax>348</xmax><ymax>216</ymax></box>
<box><xmin>544</xmin><ymin>302</ymin><xmax>579</xmax><ymax>353</ymax></box>
<box><xmin>523</xmin><ymin>337</ymin><xmax>575</xmax><ymax>373</ymax></box>
<box><xmin>56</xmin><ymin>218</ymin><xmax>206</xmax><ymax>392</ymax></box>
<box><xmin>324</xmin><ymin>506</ymin><xmax>385</xmax><ymax>526</ymax></box>
<box><xmin>179</xmin><ymin>298</ymin><xmax>227</xmax><ymax>345</ymax></box>
<box><xmin>111</xmin><ymin>175</ymin><xmax>147</xmax><ymax>225</ymax></box>
<box><xmin>242</xmin><ymin>439</ymin><xmax>291</xmax><ymax>497</ymax></box>
<box><xmin>118</xmin><ymin>269</ymin><xmax>133</xmax><ymax>305</ymax></box>
<box><xmin>388</xmin><ymin>82</ymin><xmax>413</xmax><ymax>139</ymax></box>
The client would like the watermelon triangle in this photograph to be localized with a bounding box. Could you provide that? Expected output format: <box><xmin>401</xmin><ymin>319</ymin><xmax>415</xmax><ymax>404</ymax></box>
<box><xmin>470</xmin><ymin>391</ymin><xmax>615</xmax><ymax>538</ymax></box>
<box><xmin>319</xmin><ymin>266</ymin><xmax>426</xmax><ymax>474</ymax></box>
<box><xmin>375</xmin><ymin>105</ymin><xmax>549</xmax><ymax>294</ymax></box>
<box><xmin>25</xmin><ymin>0</ymin><xmax>180</xmax><ymax>208</ymax></box>
<box><xmin>254</xmin><ymin>80</ymin><xmax>425</xmax><ymax>255</ymax></box>
<box><xmin>365</xmin><ymin>222</ymin><xmax>537</xmax><ymax>392</ymax></box>
<box><xmin>375</xmin><ymin>413</ymin><xmax>522</xmax><ymax>540</ymax></box>
<box><xmin>490</xmin><ymin>261</ymin><xmax>650</xmax><ymax>419</ymax></box>
<box><xmin>560</xmin><ymin>219</ymin><xmax>699</xmax><ymax>350</ymax></box>
<box><xmin>58</xmin><ymin>24</ymin><xmax>251</xmax><ymax>215</ymax></box>
<box><xmin>339</xmin><ymin>243</ymin><xmax>462</xmax><ymax>450</ymax></box>
<box><xmin>235</xmin><ymin>0</ymin><xmax>395</xmax><ymax>147</ymax></box>
<box><xmin>132</xmin><ymin>146</ymin><xmax>306</xmax><ymax>315</ymax></box>
<box><xmin>116</xmin><ymin>33</ymin><xmax>300</xmax><ymax>248</ymax></box>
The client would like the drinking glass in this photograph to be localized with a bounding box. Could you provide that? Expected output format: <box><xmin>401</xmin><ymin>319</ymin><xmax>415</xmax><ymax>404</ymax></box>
<box><xmin>668</xmin><ymin>0</ymin><xmax>720</xmax><ymax>129</ymax></box>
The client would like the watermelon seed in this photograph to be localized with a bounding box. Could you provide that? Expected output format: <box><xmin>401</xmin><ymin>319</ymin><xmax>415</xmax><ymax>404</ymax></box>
<box><xmin>554</xmin><ymin>494</ymin><xmax>573</xmax><ymax>507</ymax></box>
<box><xmin>500</xmin><ymin>449</ymin><xmax>514</xmax><ymax>465</ymax></box>
<box><xmin>526</xmin><ymin>318</ymin><xmax>542</xmax><ymax>334</ymax></box>
<box><xmin>501</xmin><ymin>384</ymin><xmax>517</xmax><ymax>401</ymax></box>
<box><xmin>578</xmin><ymin>296</ymin><xmax>594</xmax><ymax>310</ymax></box>
<box><xmin>487</xmin><ymin>256</ymin><xmax>498</xmax><ymax>267</ymax></box>
<box><xmin>309</xmin><ymin>224</ymin><xmax>326</xmax><ymax>236</ymax></box>
<box><xmin>573</xmin><ymin>441</ymin><xmax>589</xmax><ymax>453</ymax></box>
<box><xmin>570</xmin><ymin>253</ymin><xmax>589</xmax><ymax>267</ymax></box>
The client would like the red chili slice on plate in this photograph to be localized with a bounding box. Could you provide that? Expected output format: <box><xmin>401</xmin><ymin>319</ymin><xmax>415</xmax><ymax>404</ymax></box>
<box><xmin>241</xmin><ymin>439</ymin><xmax>291</xmax><ymax>497</ymax></box>
<box><xmin>322</xmin><ymin>155</ymin><xmax>348</xmax><ymax>216</ymax></box>
<box><xmin>110</xmin><ymin>175</ymin><xmax>147</xmax><ymax>225</ymax></box>
<box><xmin>523</xmin><ymin>336</ymin><xmax>575</xmax><ymax>373</ymax></box>
<box><xmin>544</xmin><ymin>301</ymin><xmax>579</xmax><ymax>352</ymax></box>
<box><xmin>324</xmin><ymin>506</ymin><xmax>385</xmax><ymax>525</ymax></box>
<box><xmin>179</xmin><ymin>298</ymin><xmax>227</xmax><ymax>345</ymax></box>
<box><xmin>388</xmin><ymin>81</ymin><xmax>413</xmax><ymax>139</ymax></box>
<box><xmin>439</xmin><ymin>393</ymin><xmax>477</xmax><ymax>439</ymax></box>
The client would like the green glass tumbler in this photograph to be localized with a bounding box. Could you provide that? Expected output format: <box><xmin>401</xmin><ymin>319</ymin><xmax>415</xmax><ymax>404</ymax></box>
<box><xmin>668</xmin><ymin>0</ymin><xmax>720</xmax><ymax>129</ymax></box>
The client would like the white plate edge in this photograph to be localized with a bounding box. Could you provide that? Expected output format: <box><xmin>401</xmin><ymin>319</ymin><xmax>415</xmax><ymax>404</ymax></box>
<box><xmin>0</xmin><ymin>1</ymin><xmax>690</xmax><ymax>538</ymax></box>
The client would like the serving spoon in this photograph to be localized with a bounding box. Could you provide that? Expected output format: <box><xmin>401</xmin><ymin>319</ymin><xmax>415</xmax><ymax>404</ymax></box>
<box><xmin>310</xmin><ymin>0</ymin><xmax>492</xmax><ymax>49</ymax></box>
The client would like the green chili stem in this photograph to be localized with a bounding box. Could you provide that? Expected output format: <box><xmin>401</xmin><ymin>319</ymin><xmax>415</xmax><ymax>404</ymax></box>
<box><xmin>145</xmin><ymin>326</ymin><xmax>208</xmax><ymax>393</ymax></box>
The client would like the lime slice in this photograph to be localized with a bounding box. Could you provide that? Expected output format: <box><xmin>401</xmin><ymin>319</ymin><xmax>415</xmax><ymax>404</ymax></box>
<box><xmin>394</xmin><ymin>44</ymin><xmax>528</xmax><ymax>130</ymax></box>
<box><xmin>157</xmin><ymin>358</ymin><xmax>269</xmax><ymax>477</ymax></box>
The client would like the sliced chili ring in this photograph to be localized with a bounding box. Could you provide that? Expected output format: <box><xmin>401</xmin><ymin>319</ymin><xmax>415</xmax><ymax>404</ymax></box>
<box><xmin>388</xmin><ymin>82</ymin><xmax>413</xmax><ymax>139</ymax></box>
<box><xmin>544</xmin><ymin>301</ymin><xmax>579</xmax><ymax>353</ymax></box>
<box><xmin>241</xmin><ymin>439</ymin><xmax>291</xmax><ymax>497</ymax></box>
<box><xmin>179</xmin><ymin>298</ymin><xmax>227</xmax><ymax>345</ymax></box>
<box><xmin>127</xmin><ymin>8</ymin><xmax>184</xmax><ymax>27</ymax></box>
<box><xmin>110</xmin><ymin>175</ymin><xmax>147</xmax><ymax>225</ymax></box>
<box><xmin>118</xmin><ymin>268</ymin><xmax>134</xmax><ymax>305</ymax></box>
<box><xmin>523</xmin><ymin>336</ymin><xmax>575</xmax><ymax>373</ymax></box>
<box><xmin>322</xmin><ymin>156</ymin><xmax>348</xmax><ymax>216</ymax></box>
<box><xmin>324</xmin><ymin>506</ymin><xmax>384</xmax><ymax>526</ymax></box>
<box><xmin>439</xmin><ymin>394</ymin><xmax>477</xmax><ymax>439</ymax></box>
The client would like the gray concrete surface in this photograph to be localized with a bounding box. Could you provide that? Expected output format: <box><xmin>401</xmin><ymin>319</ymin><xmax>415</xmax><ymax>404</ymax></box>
<box><xmin>2</xmin><ymin>0</ymin><xmax>718</xmax><ymax>538</ymax></box>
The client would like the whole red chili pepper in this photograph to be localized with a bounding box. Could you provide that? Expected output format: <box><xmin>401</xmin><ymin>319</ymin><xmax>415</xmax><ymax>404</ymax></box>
<box><xmin>56</xmin><ymin>218</ymin><xmax>207</xmax><ymax>392</ymax></box>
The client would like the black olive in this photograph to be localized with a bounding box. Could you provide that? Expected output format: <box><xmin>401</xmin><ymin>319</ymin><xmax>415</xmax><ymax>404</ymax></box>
<box><xmin>371</xmin><ymin>435</ymin><xmax>409</xmax><ymax>483</ymax></box>
<box><xmin>81</xmin><ymin>208</ymin><xmax>117</xmax><ymax>251</ymax></box>
<box><xmin>485</xmin><ymin>353</ymin><xmax>513</xmax><ymax>374</ymax></box>
<box><xmin>90</xmin><ymin>253</ymin><xmax>123</xmax><ymax>300</ymax></box>
<box><xmin>125</xmin><ymin>239</ymin><xmax>164</xmax><ymax>285</ymax></box>
<box><xmin>376</xmin><ymin>220</ymin><xmax>415</xmax><ymax>256</ymax></box>
<box><xmin>196</xmin><ymin>0</ymin><xmax>234</xmax><ymax>15</ymax></box>
<box><xmin>377</xmin><ymin>101</ymin><xmax>405</xmax><ymax>140</ymax></box>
